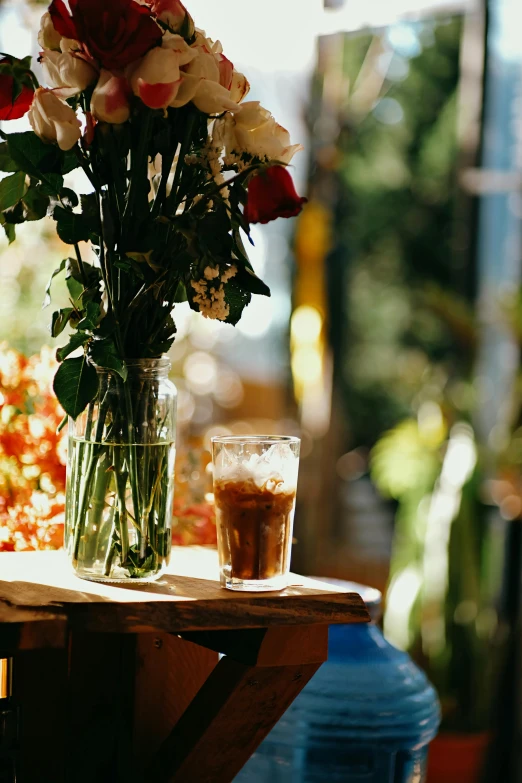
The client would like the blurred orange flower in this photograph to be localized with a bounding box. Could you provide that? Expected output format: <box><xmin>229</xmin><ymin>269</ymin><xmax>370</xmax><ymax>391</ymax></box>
<box><xmin>0</xmin><ymin>345</ymin><xmax>217</xmax><ymax>552</ymax></box>
<box><xmin>0</xmin><ymin>344</ymin><xmax>66</xmax><ymax>551</ymax></box>
<box><xmin>171</xmin><ymin>435</ymin><xmax>217</xmax><ymax>547</ymax></box>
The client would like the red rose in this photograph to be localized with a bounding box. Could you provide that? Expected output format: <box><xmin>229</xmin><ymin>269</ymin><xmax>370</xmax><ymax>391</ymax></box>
<box><xmin>244</xmin><ymin>165</ymin><xmax>307</xmax><ymax>225</ymax></box>
<box><xmin>49</xmin><ymin>0</ymin><xmax>162</xmax><ymax>72</ymax></box>
<box><xmin>0</xmin><ymin>57</ymin><xmax>35</xmax><ymax>120</ymax></box>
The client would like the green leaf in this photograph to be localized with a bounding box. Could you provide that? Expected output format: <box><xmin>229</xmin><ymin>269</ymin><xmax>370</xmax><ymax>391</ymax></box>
<box><xmin>39</xmin><ymin>173</ymin><xmax>63</xmax><ymax>197</ymax></box>
<box><xmin>0</xmin><ymin>142</ymin><xmax>20</xmax><ymax>173</ymax></box>
<box><xmin>65</xmin><ymin>256</ymin><xmax>83</xmax><ymax>282</ymax></box>
<box><xmin>56</xmin><ymin>332</ymin><xmax>90</xmax><ymax>362</ymax></box>
<box><xmin>7</xmin><ymin>132</ymin><xmax>77</xmax><ymax>182</ymax></box>
<box><xmin>22</xmin><ymin>187</ymin><xmax>50</xmax><ymax>221</ymax></box>
<box><xmin>65</xmin><ymin>256</ymin><xmax>101</xmax><ymax>289</ymax></box>
<box><xmin>223</xmin><ymin>278</ymin><xmax>252</xmax><ymax>326</ymax></box>
<box><xmin>59</xmin><ymin>187</ymin><xmax>79</xmax><ymax>208</ymax></box>
<box><xmin>0</xmin><ymin>171</ymin><xmax>26</xmax><ymax>211</ymax></box>
<box><xmin>114</xmin><ymin>257</ymin><xmax>145</xmax><ymax>280</ymax></box>
<box><xmin>53</xmin><ymin>355</ymin><xmax>98</xmax><ymax>419</ymax></box>
<box><xmin>234</xmin><ymin>265</ymin><xmax>271</xmax><ymax>297</ymax></box>
<box><xmin>54</xmin><ymin>206</ymin><xmax>91</xmax><ymax>244</ymax></box>
<box><xmin>7</xmin><ymin>132</ymin><xmax>54</xmax><ymax>178</ymax></box>
<box><xmin>147</xmin><ymin>313</ymin><xmax>176</xmax><ymax>356</ymax></box>
<box><xmin>0</xmin><ymin>214</ymin><xmax>15</xmax><ymax>244</ymax></box>
<box><xmin>76</xmin><ymin>301</ymin><xmax>100</xmax><ymax>331</ymax></box>
<box><xmin>80</xmin><ymin>193</ymin><xmax>98</xmax><ymax>221</ymax></box>
<box><xmin>173</xmin><ymin>281</ymin><xmax>187</xmax><ymax>303</ymax></box>
<box><xmin>126</xmin><ymin>250</ymin><xmax>161</xmax><ymax>272</ymax></box>
<box><xmin>232</xmin><ymin>229</ymin><xmax>254</xmax><ymax>270</ymax></box>
<box><xmin>198</xmin><ymin>210</ymin><xmax>233</xmax><ymax>261</ymax></box>
<box><xmin>43</xmin><ymin>259</ymin><xmax>67</xmax><ymax>308</ymax></box>
<box><xmin>51</xmin><ymin>307</ymin><xmax>73</xmax><ymax>337</ymax></box>
<box><xmin>61</xmin><ymin>149</ymin><xmax>79</xmax><ymax>175</ymax></box>
<box><xmin>66</xmin><ymin>275</ymin><xmax>84</xmax><ymax>302</ymax></box>
<box><xmin>16</xmin><ymin>55</ymin><xmax>33</xmax><ymax>72</ymax></box>
<box><xmin>2</xmin><ymin>200</ymin><xmax>25</xmax><ymax>224</ymax></box>
<box><xmin>96</xmin><ymin>312</ymin><xmax>115</xmax><ymax>338</ymax></box>
<box><xmin>90</xmin><ymin>339</ymin><xmax>127</xmax><ymax>381</ymax></box>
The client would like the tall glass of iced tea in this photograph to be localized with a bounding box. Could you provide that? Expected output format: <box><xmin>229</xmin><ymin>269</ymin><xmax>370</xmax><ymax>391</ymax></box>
<box><xmin>211</xmin><ymin>435</ymin><xmax>301</xmax><ymax>591</ymax></box>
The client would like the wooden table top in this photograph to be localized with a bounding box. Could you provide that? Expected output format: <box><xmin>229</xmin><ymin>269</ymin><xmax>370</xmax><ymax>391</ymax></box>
<box><xmin>0</xmin><ymin>548</ymin><xmax>369</xmax><ymax>640</ymax></box>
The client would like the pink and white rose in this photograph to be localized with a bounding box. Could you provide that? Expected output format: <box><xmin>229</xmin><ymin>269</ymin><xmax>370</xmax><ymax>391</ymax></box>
<box><xmin>28</xmin><ymin>87</ymin><xmax>81</xmax><ymax>150</ymax></box>
<box><xmin>91</xmin><ymin>70</ymin><xmax>132</xmax><ymax>124</ymax></box>
<box><xmin>184</xmin><ymin>32</ymin><xmax>241</xmax><ymax>115</ymax></box>
<box><xmin>130</xmin><ymin>34</ymin><xmax>196</xmax><ymax>110</ymax></box>
<box><xmin>149</xmin><ymin>0</ymin><xmax>195</xmax><ymax>37</ymax></box>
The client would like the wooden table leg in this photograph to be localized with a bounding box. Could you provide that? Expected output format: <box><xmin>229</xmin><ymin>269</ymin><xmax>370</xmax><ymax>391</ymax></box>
<box><xmin>147</xmin><ymin>624</ymin><xmax>329</xmax><ymax>783</ymax></box>
<box><xmin>12</xmin><ymin>631</ymin><xmax>218</xmax><ymax>783</ymax></box>
<box><xmin>11</xmin><ymin>625</ymin><xmax>328</xmax><ymax>782</ymax></box>
<box><xmin>13</xmin><ymin>648</ymin><xmax>68</xmax><ymax>783</ymax></box>
<box><xmin>65</xmin><ymin>632</ymin><xmax>137</xmax><ymax>783</ymax></box>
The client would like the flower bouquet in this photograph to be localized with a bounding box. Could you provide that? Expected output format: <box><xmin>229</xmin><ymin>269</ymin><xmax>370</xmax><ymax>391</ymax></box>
<box><xmin>0</xmin><ymin>0</ymin><xmax>305</xmax><ymax>581</ymax></box>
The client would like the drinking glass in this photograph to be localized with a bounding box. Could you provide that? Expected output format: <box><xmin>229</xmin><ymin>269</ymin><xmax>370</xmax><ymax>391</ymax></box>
<box><xmin>211</xmin><ymin>435</ymin><xmax>301</xmax><ymax>591</ymax></box>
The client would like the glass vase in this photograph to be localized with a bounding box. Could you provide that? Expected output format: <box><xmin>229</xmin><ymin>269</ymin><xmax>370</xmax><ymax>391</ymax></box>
<box><xmin>65</xmin><ymin>358</ymin><xmax>177</xmax><ymax>582</ymax></box>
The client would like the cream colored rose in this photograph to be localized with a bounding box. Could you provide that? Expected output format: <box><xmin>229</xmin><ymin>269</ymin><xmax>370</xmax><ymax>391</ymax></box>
<box><xmin>168</xmin><ymin>73</ymin><xmax>201</xmax><ymax>109</ymax></box>
<box><xmin>91</xmin><ymin>70</ymin><xmax>131</xmax><ymax>124</ymax></box>
<box><xmin>220</xmin><ymin>101</ymin><xmax>303</xmax><ymax>163</ymax></box>
<box><xmin>41</xmin><ymin>49</ymin><xmax>97</xmax><ymax>97</ymax></box>
<box><xmin>184</xmin><ymin>33</ymin><xmax>241</xmax><ymax>115</ymax></box>
<box><xmin>229</xmin><ymin>71</ymin><xmax>250</xmax><ymax>104</ymax></box>
<box><xmin>37</xmin><ymin>12</ymin><xmax>62</xmax><ymax>51</ymax></box>
<box><xmin>186</xmin><ymin>37</ymin><xmax>220</xmax><ymax>82</ymax></box>
<box><xmin>192</xmin><ymin>81</ymin><xmax>241</xmax><ymax>114</ymax></box>
<box><xmin>28</xmin><ymin>88</ymin><xmax>81</xmax><ymax>151</ymax></box>
<box><xmin>60</xmin><ymin>38</ymin><xmax>83</xmax><ymax>55</ymax></box>
<box><xmin>130</xmin><ymin>37</ymin><xmax>197</xmax><ymax>110</ymax></box>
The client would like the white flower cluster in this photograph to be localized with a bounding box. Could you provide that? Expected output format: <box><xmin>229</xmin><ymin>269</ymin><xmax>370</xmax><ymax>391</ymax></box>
<box><xmin>190</xmin><ymin>265</ymin><xmax>237</xmax><ymax>321</ymax></box>
<box><xmin>185</xmin><ymin>139</ymin><xmax>231</xmax><ymax>205</ymax></box>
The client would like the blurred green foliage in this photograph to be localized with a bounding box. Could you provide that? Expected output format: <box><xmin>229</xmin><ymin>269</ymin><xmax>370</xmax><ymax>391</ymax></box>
<box><xmin>0</xmin><ymin>217</ymin><xmax>72</xmax><ymax>355</ymax></box>
<box><xmin>336</xmin><ymin>17</ymin><xmax>468</xmax><ymax>447</ymax></box>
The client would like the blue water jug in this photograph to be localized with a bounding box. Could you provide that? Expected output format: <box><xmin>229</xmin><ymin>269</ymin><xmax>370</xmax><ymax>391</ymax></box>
<box><xmin>235</xmin><ymin>581</ymin><xmax>440</xmax><ymax>783</ymax></box>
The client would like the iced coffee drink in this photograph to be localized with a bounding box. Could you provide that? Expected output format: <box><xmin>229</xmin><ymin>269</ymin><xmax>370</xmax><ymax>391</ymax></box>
<box><xmin>211</xmin><ymin>436</ymin><xmax>300</xmax><ymax>591</ymax></box>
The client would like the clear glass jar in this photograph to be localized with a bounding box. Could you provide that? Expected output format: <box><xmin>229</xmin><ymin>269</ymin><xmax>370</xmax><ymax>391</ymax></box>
<box><xmin>65</xmin><ymin>358</ymin><xmax>177</xmax><ymax>582</ymax></box>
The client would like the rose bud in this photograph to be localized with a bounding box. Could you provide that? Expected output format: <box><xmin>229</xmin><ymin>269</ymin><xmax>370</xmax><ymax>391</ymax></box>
<box><xmin>244</xmin><ymin>165</ymin><xmax>307</xmax><ymax>225</ymax></box>
<box><xmin>0</xmin><ymin>56</ymin><xmax>36</xmax><ymax>121</ymax></box>
<box><xmin>91</xmin><ymin>70</ymin><xmax>132</xmax><ymax>124</ymax></box>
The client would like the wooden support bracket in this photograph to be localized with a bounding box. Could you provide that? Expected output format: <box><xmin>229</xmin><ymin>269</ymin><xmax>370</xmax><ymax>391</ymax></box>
<box><xmin>146</xmin><ymin>624</ymin><xmax>329</xmax><ymax>783</ymax></box>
